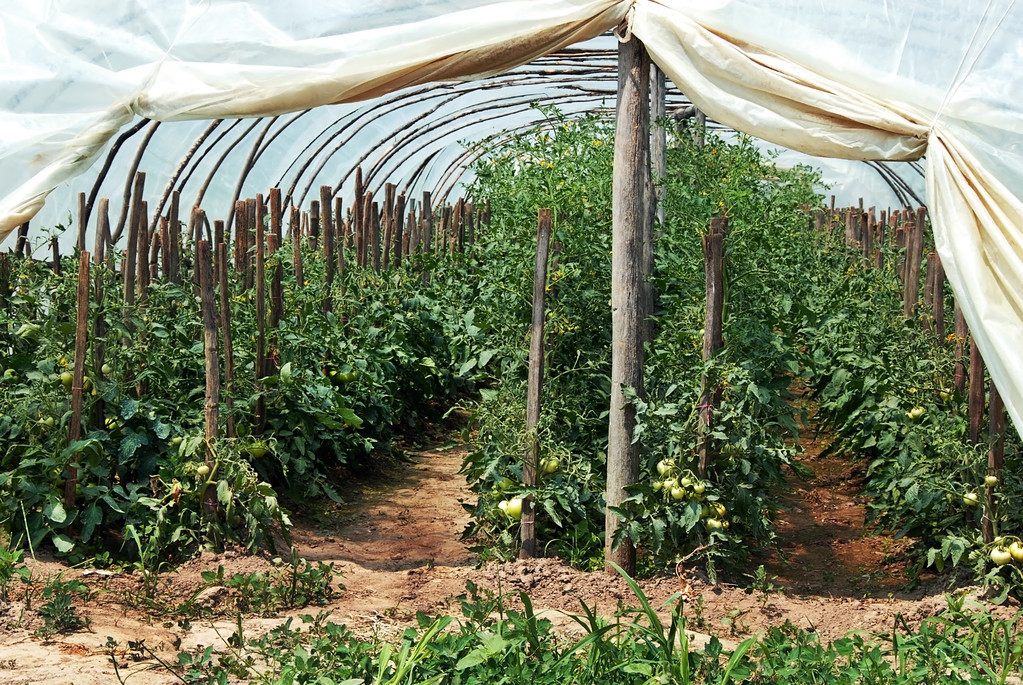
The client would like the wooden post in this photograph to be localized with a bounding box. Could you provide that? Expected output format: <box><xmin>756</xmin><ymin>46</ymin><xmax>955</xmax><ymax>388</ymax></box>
<box><xmin>371</xmin><ymin>201</ymin><xmax>381</xmax><ymax>272</ymax></box>
<box><xmin>321</xmin><ymin>187</ymin><xmax>335</xmax><ymax>314</ymax></box>
<box><xmin>51</xmin><ymin>237</ymin><xmax>61</xmax><ymax>275</ymax></box>
<box><xmin>335</xmin><ymin>197</ymin><xmax>346</xmax><ymax>296</ymax></box>
<box><xmin>269</xmin><ymin>187</ymin><xmax>283</xmax><ymax>247</ymax></box>
<box><xmin>309</xmin><ymin>199</ymin><xmax>321</xmax><ymax>250</ymax></box>
<box><xmin>268</xmin><ymin>233</ymin><xmax>283</xmax><ymax>330</ymax></box>
<box><xmin>383</xmin><ymin>183</ymin><xmax>395</xmax><ymax>269</ymax></box>
<box><xmin>932</xmin><ymin>253</ymin><xmax>946</xmax><ymax>342</ymax></box>
<box><xmin>903</xmin><ymin>209</ymin><xmax>926</xmax><ymax>320</ymax></box>
<box><xmin>968</xmin><ymin>339</ymin><xmax>985</xmax><ymax>445</ymax></box>
<box><xmin>92</xmin><ymin>199</ymin><xmax>109</xmax><ymax>431</ymax></box>
<box><xmin>234</xmin><ymin>199</ymin><xmax>248</xmax><ymax>278</ymax></box>
<box><xmin>862</xmin><ymin>210</ymin><xmax>873</xmax><ymax>263</ymax></box>
<box><xmin>123</xmin><ymin>174</ymin><xmax>144</xmax><ymax>313</ymax></box>
<box><xmin>197</xmin><ymin>240</ymin><xmax>220</xmax><ymax>517</ymax></box>
<box><xmin>983</xmin><ymin>383</ymin><xmax>1005</xmax><ymax>543</ymax></box>
<box><xmin>15</xmin><ymin>221</ymin><xmax>29</xmax><ymax>259</ymax></box>
<box><xmin>360</xmin><ymin>191</ymin><xmax>374</xmax><ymax>268</ymax></box>
<box><xmin>394</xmin><ymin>193</ymin><xmax>406</xmax><ymax>268</ymax></box>
<box><xmin>254</xmin><ymin>212</ymin><xmax>267</xmax><ymax>436</ymax></box>
<box><xmin>353</xmin><ymin>168</ymin><xmax>364</xmax><ymax>256</ymax></box>
<box><xmin>217</xmin><ymin>242</ymin><xmax>236</xmax><ymax>439</ymax></box>
<box><xmin>136</xmin><ymin>201</ymin><xmax>151</xmax><ymax>299</ymax></box>
<box><xmin>698</xmin><ymin>217</ymin><xmax>726</xmax><ymax>478</ymax></box>
<box><xmin>290</xmin><ymin>207</ymin><xmax>304</xmax><ymax>290</ymax></box>
<box><xmin>605</xmin><ymin>33</ymin><xmax>650</xmax><ymax>576</ymax></box>
<box><xmin>167</xmin><ymin>191</ymin><xmax>180</xmax><ymax>284</ymax></box>
<box><xmin>76</xmin><ymin>192</ymin><xmax>88</xmax><ymax>253</ymax></box>
<box><xmin>63</xmin><ymin>251</ymin><xmax>91</xmax><ymax>509</ymax></box>
<box><xmin>953</xmin><ymin>304</ymin><xmax>967</xmax><ymax>391</ymax></box>
<box><xmin>521</xmin><ymin>209</ymin><xmax>553</xmax><ymax>559</ymax></box>
<box><xmin>421</xmin><ymin>191</ymin><xmax>433</xmax><ymax>255</ymax></box>
<box><xmin>651</xmin><ymin>64</ymin><xmax>667</xmax><ymax>231</ymax></box>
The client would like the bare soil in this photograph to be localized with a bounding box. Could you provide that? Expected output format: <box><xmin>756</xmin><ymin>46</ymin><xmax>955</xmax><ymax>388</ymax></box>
<box><xmin>0</xmin><ymin>421</ymin><xmax>1015</xmax><ymax>684</ymax></box>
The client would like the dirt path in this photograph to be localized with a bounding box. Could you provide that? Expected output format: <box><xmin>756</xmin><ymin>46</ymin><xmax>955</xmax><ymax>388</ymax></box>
<box><xmin>0</xmin><ymin>427</ymin><xmax>1014</xmax><ymax>684</ymax></box>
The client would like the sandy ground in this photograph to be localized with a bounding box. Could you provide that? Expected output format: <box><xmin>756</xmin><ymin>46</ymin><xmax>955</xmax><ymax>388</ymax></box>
<box><xmin>0</xmin><ymin>429</ymin><xmax>1015</xmax><ymax>684</ymax></box>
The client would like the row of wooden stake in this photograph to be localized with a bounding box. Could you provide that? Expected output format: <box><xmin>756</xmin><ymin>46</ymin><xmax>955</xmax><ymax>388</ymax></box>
<box><xmin>3</xmin><ymin>170</ymin><xmax>488</xmax><ymax>511</ymax></box>
<box><xmin>820</xmin><ymin>201</ymin><xmax>1006</xmax><ymax>543</ymax></box>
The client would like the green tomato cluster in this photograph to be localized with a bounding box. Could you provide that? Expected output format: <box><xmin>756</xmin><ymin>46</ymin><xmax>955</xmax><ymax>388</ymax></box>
<box><xmin>498</xmin><ymin>497</ymin><xmax>523</xmax><ymax>521</ymax></box>
<box><xmin>651</xmin><ymin>460</ymin><xmax>725</xmax><ymax>528</ymax></box>
<box><xmin>989</xmin><ymin>538</ymin><xmax>1023</xmax><ymax>567</ymax></box>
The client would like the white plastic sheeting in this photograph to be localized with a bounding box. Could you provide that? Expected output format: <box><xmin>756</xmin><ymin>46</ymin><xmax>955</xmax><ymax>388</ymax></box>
<box><xmin>0</xmin><ymin>0</ymin><xmax>1021</xmax><ymax>430</ymax></box>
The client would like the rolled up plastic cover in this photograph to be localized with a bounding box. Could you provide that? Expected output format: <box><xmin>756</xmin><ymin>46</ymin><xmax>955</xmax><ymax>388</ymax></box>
<box><xmin>0</xmin><ymin>0</ymin><xmax>1021</xmax><ymax>429</ymax></box>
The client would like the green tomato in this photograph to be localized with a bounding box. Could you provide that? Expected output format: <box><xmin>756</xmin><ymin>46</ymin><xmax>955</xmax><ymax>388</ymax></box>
<box><xmin>197</xmin><ymin>464</ymin><xmax>211</xmax><ymax>478</ymax></box>
<box><xmin>1010</xmin><ymin>541</ymin><xmax>1023</xmax><ymax>563</ymax></box>
<box><xmin>985</xmin><ymin>474</ymin><xmax>999</xmax><ymax>487</ymax></box>
<box><xmin>503</xmin><ymin>498</ymin><xmax>523</xmax><ymax>520</ymax></box>
<box><xmin>656</xmin><ymin>459</ymin><xmax>674</xmax><ymax>476</ymax></box>
<box><xmin>101</xmin><ymin>363</ymin><xmax>113</xmax><ymax>375</ymax></box>
<box><xmin>542</xmin><ymin>457</ymin><xmax>560</xmax><ymax>474</ymax></box>
<box><xmin>991</xmin><ymin>547</ymin><xmax>1013</xmax><ymax>566</ymax></box>
<box><xmin>670</xmin><ymin>486</ymin><xmax>686</xmax><ymax>501</ymax></box>
<box><xmin>963</xmin><ymin>492</ymin><xmax>980</xmax><ymax>506</ymax></box>
<box><xmin>60</xmin><ymin>371</ymin><xmax>73</xmax><ymax>388</ymax></box>
<box><xmin>692</xmin><ymin>481</ymin><xmax>706</xmax><ymax>495</ymax></box>
<box><xmin>705</xmin><ymin>518</ymin><xmax>722</xmax><ymax>530</ymax></box>
<box><xmin>652</xmin><ymin>480</ymin><xmax>663</xmax><ymax>492</ymax></box>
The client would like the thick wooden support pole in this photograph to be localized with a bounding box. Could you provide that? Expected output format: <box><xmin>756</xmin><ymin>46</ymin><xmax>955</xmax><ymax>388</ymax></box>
<box><xmin>605</xmin><ymin>34</ymin><xmax>650</xmax><ymax>576</ymax></box>
<box><xmin>521</xmin><ymin>209</ymin><xmax>553</xmax><ymax>559</ymax></box>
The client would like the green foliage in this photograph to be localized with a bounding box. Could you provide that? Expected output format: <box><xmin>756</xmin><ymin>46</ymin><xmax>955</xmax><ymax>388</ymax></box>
<box><xmin>152</xmin><ymin>577</ymin><xmax>1023</xmax><ymax>684</ymax></box>
<box><xmin>0</xmin><ymin>214</ymin><xmax>488</xmax><ymax>563</ymax></box>
<box><xmin>33</xmin><ymin>575</ymin><xmax>92</xmax><ymax>637</ymax></box>
<box><xmin>198</xmin><ymin>547</ymin><xmax>341</xmax><ymax>617</ymax></box>
<box><xmin>463</xmin><ymin>111</ymin><xmax>824</xmax><ymax>573</ymax></box>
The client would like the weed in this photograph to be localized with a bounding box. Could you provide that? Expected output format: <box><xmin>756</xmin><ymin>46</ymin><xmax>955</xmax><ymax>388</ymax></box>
<box><xmin>34</xmin><ymin>576</ymin><xmax>91</xmax><ymax>637</ymax></box>
<box><xmin>198</xmin><ymin>546</ymin><xmax>341</xmax><ymax>616</ymax></box>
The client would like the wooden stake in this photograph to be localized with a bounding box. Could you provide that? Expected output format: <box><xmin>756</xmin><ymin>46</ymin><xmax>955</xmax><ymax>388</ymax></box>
<box><xmin>953</xmin><ymin>304</ymin><xmax>967</xmax><ymax>391</ymax></box>
<box><xmin>982</xmin><ymin>382</ymin><xmax>1005</xmax><ymax>543</ymax></box>
<box><xmin>394</xmin><ymin>193</ymin><xmax>406</xmax><ymax>268</ymax></box>
<box><xmin>197</xmin><ymin>241</ymin><xmax>221</xmax><ymax>516</ymax></box>
<box><xmin>77</xmin><ymin>192</ymin><xmax>88</xmax><ymax>253</ymax></box>
<box><xmin>217</xmin><ymin>242</ymin><xmax>236</xmax><ymax>439</ymax></box>
<box><xmin>932</xmin><ymin>252</ymin><xmax>946</xmax><ymax>341</ymax></box>
<box><xmin>698</xmin><ymin>217</ymin><xmax>726</xmax><ymax>478</ymax></box>
<box><xmin>968</xmin><ymin>338</ymin><xmax>985</xmax><ymax>445</ymax></box>
<box><xmin>520</xmin><ymin>209</ymin><xmax>553</xmax><ymax>559</ymax></box>
<box><xmin>371</xmin><ymin>201</ymin><xmax>381</xmax><ymax>272</ymax></box>
<box><xmin>254</xmin><ymin>211</ymin><xmax>266</xmax><ymax>436</ymax></box>
<box><xmin>268</xmin><ymin>233</ymin><xmax>283</xmax><ymax>330</ymax></box>
<box><xmin>169</xmin><ymin>191</ymin><xmax>181</xmax><ymax>284</ymax></box>
<box><xmin>651</xmin><ymin>64</ymin><xmax>667</xmax><ymax>231</ymax></box>
<box><xmin>290</xmin><ymin>207</ymin><xmax>304</xmax><ymax>289</ymax></box>
<box><xmin>64</xmin><ymin>251</ymin><xmax>91</xmax><ymax>509</ymax></box>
